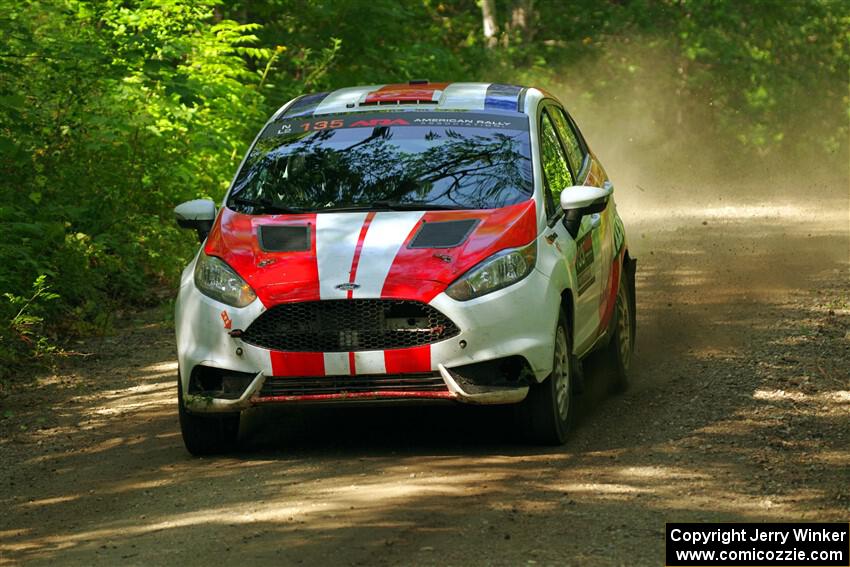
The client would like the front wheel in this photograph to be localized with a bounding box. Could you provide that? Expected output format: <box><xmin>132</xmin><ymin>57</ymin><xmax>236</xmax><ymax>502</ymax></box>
<box><xmin>178</xmin><ymin>377</ymin><xmax>240</xmax><ymax>456</ymax></box>
<box><xmin>519</xmin><ymin>313</ymin><xmax>576</xmax><ymax>445</ymax></box>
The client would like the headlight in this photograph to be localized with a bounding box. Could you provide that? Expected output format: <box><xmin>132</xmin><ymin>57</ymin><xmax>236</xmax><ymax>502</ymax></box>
<box><xmin>194</xmin><ymin>253</ymin><xmax>257</xmax><ymax>307</ymax></box>
<box><xmin>446</xmin><ymin>241</ymin><xmax>536</xmax><ymax>301</ymax></box>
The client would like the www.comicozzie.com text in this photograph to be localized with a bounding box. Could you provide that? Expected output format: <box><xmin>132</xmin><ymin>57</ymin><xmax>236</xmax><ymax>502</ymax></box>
<box><xmin>669</xmin><ymin>527</ymin><xmax>848</xmax><ymax>546</ymax></box>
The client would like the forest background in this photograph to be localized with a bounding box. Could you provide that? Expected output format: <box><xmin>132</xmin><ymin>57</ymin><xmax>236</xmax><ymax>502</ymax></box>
<box><xmin>0</xmin><ymin>0</ymin><xmax>847</xmax><ymax>380</ymax></box>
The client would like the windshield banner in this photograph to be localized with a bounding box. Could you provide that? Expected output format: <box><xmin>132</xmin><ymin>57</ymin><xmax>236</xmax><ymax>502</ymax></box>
<box><xmin>263</xmin><ymin>112</ymin><xmax>529</xmax><ymax>139</ymax></box>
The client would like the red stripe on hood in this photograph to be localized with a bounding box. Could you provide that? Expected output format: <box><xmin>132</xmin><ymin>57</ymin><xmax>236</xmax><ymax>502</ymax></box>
<box><xmin>381</xmin><ymin>199</ymin><xmax>537</xmax><ymax>303</ymax></box>
<box><xmin>205</xmin><ymin>207</ymin><xmax>321</xmax><ymax>306</ymax></box>
<box><xmin>347</xmin><ymin>211</ymin><xmax>376</xmax><ymax>299</ymax></box>
<box><xmin>206</xmin><ymin>199</ymin><xmax>537</xmax><ymax>307</ymax></box>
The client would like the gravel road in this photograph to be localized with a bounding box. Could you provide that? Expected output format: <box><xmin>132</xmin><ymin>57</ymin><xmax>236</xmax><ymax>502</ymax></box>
<box><xmin>1</xmin><ymin>194</ymin><xmax>848</xmax><ymax>566</ymax></box>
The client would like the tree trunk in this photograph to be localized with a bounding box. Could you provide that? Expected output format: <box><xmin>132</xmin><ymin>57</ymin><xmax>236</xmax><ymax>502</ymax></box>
<box><xmin>481</xmin><ymin>0</ymin><xmax>499</xmax><ymax>48</ymax></box>
<box><xmin>510</xmin><ymin>0</ymin><xmax>535</xmax><ymax>43</ymax></box>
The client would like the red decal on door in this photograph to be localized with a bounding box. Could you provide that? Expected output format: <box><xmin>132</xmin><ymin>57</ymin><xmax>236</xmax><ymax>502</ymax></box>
<box><xmin>598</xmin><ymin>252</ymin><xmax>622</xmax><ymax>332</ymax></box>
<box><xmin>220</xmin><ymin>311</ymin><xmax>232</xmax><ymax>329</ymax></box>
<box><xmin>385</xmin><ymin>345</ymin><xmax>432</xmax><ymax>374</ymax></box>
<box><xmin>270</xmin><ymin>352</ymin><xmax>325</xmax><ymax>377</ymax></box>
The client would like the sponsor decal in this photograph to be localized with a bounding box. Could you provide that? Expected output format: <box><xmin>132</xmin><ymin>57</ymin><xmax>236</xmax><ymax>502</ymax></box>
<box><xmin>348</xmin><ymin>118</ymin><xmax>410</xmax><ymax>128</ymax></box>
<box><xmin>597</xmin><ymin>252</ymin><xmax>621</xmax><ymax>331</ymax></box>
<box><xmin>613</xmin><ymin>215</ymin><xmax>625</xmax><ymax>254</ymax></box>
<box><xmin>335</xmin><ymin>282</ymin><xmax>360</xmax><ymax>291</ymax></box>
<box><xmin>576</xmin><ymin>232</ymin><xmax>595</xmax><ymax>296</ymax></box>
<box><xmin>220</xmin><ymin>310</ymin><xmax>232</xmax><ymax>329</ymax></box>
<box><xmin>410</xmin><ymin>117</ymin><xmax>513</xmax><ymax>128</ymax></box>
<box><xmin>264</xmin><ymin>112</ymin><xmax>529</xmax><ymax>140</ymax></box>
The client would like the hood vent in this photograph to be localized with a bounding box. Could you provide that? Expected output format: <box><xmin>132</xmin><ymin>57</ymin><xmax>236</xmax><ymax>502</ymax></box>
<box><xmin>258</xmin><ymin>225</ymin><xmax>311</xmax><ymax>252</ymax></box>
<box><xmin>408</xmin><ymin>219</ymin><xmax>478</xmax><ymax>249</ymax></box>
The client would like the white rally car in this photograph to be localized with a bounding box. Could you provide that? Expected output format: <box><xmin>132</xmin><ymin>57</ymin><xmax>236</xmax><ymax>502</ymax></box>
<box><xmin>174</xmin><ymin>81</ymin><xmax>636</xmax><ymax>455</ymax></box>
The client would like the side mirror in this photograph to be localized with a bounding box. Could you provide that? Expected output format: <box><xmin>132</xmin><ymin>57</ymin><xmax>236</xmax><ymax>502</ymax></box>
<box><xmin>559</xmin><ymin>184</ymin><xmax>613</xmax><ymax>238</ymax></box>
<box><xmin>175</xmin><ymin>199</ymin><xmax>216</xmax><ymax>242</ymax></box>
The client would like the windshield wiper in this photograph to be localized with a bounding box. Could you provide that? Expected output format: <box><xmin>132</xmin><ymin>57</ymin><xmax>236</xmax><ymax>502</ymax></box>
<box><xmin>230</xmin><ymin>196</ymin><xmax>309</xmax><ymax>214</ymax></box>
<box><xmin>320</xmin><ymin>201</ymin><xmax>467</xmax><ymax>212</ymax></box>
<box><xmin>371</xmin><ymin>200</ymin><xmax>467</xmax><ymax>211</ymax></box>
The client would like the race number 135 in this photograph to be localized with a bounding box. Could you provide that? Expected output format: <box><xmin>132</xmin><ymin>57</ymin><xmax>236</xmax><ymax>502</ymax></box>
<box><xmin>301</xmin><ymin>119</ymin><xmax>343</xmax><ymax>131</ymax></box>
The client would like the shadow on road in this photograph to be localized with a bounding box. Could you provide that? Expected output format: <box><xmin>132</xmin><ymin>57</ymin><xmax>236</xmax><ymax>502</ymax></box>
<box><xmin>1</xmin><ymin>202</ymin><xmax>848</xmax><ymax>565</ymax></box>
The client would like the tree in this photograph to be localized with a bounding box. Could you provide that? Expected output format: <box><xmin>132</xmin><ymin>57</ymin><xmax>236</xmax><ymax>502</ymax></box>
<box><xmin>481</xmin><ymin>0</ymin><xmax>499</xmax><ymax>48</ymax></box>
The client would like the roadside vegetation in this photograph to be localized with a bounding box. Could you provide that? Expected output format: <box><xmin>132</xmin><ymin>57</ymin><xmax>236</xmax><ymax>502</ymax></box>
<box><xmin>0</xmin><ymin>0</ymin><xmax>847</xmax><ymax>381</ymax></box>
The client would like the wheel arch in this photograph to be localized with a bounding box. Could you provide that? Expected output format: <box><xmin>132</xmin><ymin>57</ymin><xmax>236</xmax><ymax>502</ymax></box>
<box><xmin>559</xmin><ymin>287</ymin><xmax>576</xmax><ymax>344</ymax></box>
<box><xmin>558</xmin><ymin>286</ymin><xmax>585</xmax><ymax>394</ymax></box>
<box><xmin>623</xmin><ymin>248</ymin><xmax>637</xmax><ymax>345</ymax></box>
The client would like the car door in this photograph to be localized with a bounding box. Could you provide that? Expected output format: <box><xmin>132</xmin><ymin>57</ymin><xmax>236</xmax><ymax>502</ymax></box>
<box><xmin>551</xmin><ymin>106</ymin><xmax>618</xmax><ymax>344</ymax></box>
<box><xmin>538</xmin><ymin>105</ymin><xmax>606</xmax><ymax>353</ymax></box>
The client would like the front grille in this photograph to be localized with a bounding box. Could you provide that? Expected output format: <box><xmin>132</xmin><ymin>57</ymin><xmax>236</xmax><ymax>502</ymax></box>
<box><xmin>240</xmin><ymin>299</ymin><xmax>460</xmax><ymax>352</ymax></box>
<box><xmin>260</xmin><ymin>373</ymin><xmax>447</xmax><ymax>397</ymax></box>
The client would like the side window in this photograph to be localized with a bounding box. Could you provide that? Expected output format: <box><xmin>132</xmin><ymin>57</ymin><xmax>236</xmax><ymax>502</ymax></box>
<box><xmin>551</xmin><ymin>107</ymin><xmax>586</xmax><ymax>178</ymax></box>
<box><xmin>539</xmin><ymin>112</ymin><xmax>574</xmax><ymax>208</ymax></box>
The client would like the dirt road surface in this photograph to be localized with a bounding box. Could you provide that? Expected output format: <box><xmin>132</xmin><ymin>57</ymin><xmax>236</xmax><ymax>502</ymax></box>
<box><xmin>1</xmin><ymin>191</ymin><xmax>848</xmax><ymax>566</ymax></box>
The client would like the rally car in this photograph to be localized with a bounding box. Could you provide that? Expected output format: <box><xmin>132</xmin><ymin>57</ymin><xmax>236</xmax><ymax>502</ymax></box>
<box><xmin>173</xmin><ymin>81</ymin><xmax>636</xmax><ymax>455</ymax></box>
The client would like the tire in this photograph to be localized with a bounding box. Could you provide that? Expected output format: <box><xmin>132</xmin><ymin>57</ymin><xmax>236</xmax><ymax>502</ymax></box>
<box><xmin>604</xmin><ymin>271</ymin><xmax>635</xmax><ymax>393</ymax></box>
<box><xmin>178</xmin><ymin>377</ymin><xmax>240</xmax><ymax>456</ymax></box>
<box><xmin>519</xmin><ymin>313</ymin><xmax>576</xmax><ymax>445</ymax></box>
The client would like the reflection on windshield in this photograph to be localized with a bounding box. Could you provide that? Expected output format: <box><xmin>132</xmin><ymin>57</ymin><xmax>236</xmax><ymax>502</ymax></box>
<box><xmin>228</xmin><ymin>121</ymin><xmax>533</xmax><ymax>213</ymax></box>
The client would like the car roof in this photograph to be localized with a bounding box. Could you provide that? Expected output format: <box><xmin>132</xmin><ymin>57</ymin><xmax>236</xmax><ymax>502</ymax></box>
<box><xmin>272</xmin><ymin>82</ymin><xmax>535</xmax><ymax>120</ymax></box>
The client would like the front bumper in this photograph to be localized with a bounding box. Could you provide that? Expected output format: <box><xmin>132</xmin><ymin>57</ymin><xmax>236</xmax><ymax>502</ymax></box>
<box><xmin>182</xmin><ymin>364</ymin><xmax>529</xmax><ymax>413</ymax></box>
<box><xmin>176</xmin><ymin>261</ymin><xmax>559</xmax><ymax>413</ymax></box>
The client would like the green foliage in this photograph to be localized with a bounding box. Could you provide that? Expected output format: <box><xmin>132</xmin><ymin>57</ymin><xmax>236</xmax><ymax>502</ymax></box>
<box><xmin>0</xmin><ymin>0</ymin><xmax>846</xmax><ymax>378</ymax></box>
<box><xmin>515</xmin><ymin>0</ymin><xmax>849</xmax><ymax>170</ymax></box>
<box><xmin>0</xmin><ymin>0</ymin><xmax>279</xmax><ymax>377</ymax></box>
<box><xmin>221</xmin><ymin>0</ymin><xmax>485</xmax><ymax>96</ymax></box>
<box><xmin>0</xmin><ymin>275</ymin><xmax>59</xmax><ymax>377</ymax></box>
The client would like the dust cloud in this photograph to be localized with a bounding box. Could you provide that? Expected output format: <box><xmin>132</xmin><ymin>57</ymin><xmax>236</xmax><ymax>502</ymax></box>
<box><xmin>548</xmin><ymin>41</ymin><xmax>849</xmax><ymax>220</ymax></box>
<box><xmin>1</xmin><ymin>51</ymin><xmax>848</xmax><ymax>565</ymax></box>
<box><xmin>547</xmin><ymin>41</ymin><xmax>848</xmax><ymax>387</ymax></box>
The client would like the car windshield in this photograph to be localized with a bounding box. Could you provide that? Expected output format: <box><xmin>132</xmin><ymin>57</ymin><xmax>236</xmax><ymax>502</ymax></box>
<box><xmin>227</xmin><ymin>111</ymin><xmax>533</xmax><ymax>213</ymax></box>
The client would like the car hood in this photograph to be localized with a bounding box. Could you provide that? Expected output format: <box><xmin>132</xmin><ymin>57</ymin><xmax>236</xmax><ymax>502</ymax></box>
<box><xmin>204</xmin><ymin>200</ymin><xmax>537</xmax><ymax>306</ymax></box>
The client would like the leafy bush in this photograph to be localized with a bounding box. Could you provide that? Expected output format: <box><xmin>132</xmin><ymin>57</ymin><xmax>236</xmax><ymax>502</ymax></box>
<box><xmin>0</xmin><ymin>276</ymin><xmax>59</xmax><ymax>381</ymax></box>
<box><xmin>0</xmin><ymin>0</ymin><xmax>846</xmax><ymax>380</ymax></box>
<box><xmin>0</xmin><ymin>0</ymin><xmax>275</xmax><ymax>377</ymax></box>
